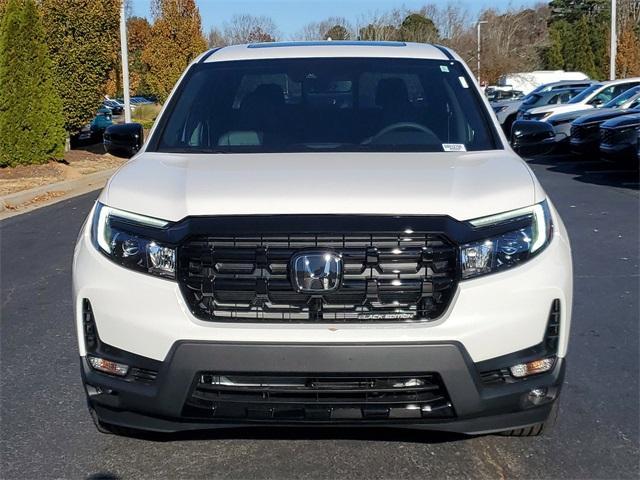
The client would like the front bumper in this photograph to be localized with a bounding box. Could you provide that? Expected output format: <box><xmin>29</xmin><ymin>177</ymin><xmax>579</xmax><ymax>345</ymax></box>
<box><xmin>84</xmin><ymin>341</ymin><xmax>565</xmax><ymax>435</ymax></box>
<box><xmin>72</xmin><ymin>207</ymin><xmax>573</xmax><ymax>364</ymax></box>
<box><xmin>570</xmin><ymin>137</ymin><xmax>599</xmax><ymax>155</ymax></box>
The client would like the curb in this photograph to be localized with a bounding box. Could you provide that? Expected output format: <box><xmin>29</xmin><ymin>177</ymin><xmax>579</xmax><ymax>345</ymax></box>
<box><xmin>0</xmin><ymin>168</ymin><xmax>115</xmax><ymax>218</ymax></box>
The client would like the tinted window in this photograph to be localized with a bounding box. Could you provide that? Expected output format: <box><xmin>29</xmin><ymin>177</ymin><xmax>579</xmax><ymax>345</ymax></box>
<box><xmin>569</xmin><ymin>84</ymin><xmax>603</xmax><ymax>104</ymax></box>
<box><xmin>603</xmin><ymin>85</ymin><xmax>640</xmax><ymax>108</ymax></box>
<box><xmin>151</xmin><ymin>58</ymin><xmax>499</xmax><ymax>153</ymax></box>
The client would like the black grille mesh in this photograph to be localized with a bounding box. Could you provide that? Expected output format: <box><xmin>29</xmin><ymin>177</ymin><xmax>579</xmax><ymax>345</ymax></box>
<box><xmin>178</xmin><ymin>232</ymin><xmax>457</xmax><ymax>322</ymax></box>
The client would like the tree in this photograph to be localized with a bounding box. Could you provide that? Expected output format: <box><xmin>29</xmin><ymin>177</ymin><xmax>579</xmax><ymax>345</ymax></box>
<box><xmin>222</xmin><ymin>14</ymin><xmax>278</xmax><ymax>44</ymax></box>
<box><xmin>0</xmin><ymin>0</ymin><xmax>65</xmax><ymax>167</ymax></box>
<box><xmin>127</xmin><ymin>16</ymin><xmax>152</xmax><ymax>95</ymax></box>
<box><xmin>40</xmin><ymin>0</ymin><xmax>119</xmax><ymax>135</ymax></box>
<box><xmin>104</xmin><ymin>16</ymin><xmax>151</xmax><ymax>98</ymax></box>
<box><xmin>207</xmin><ymin>26</ymin><xmax>227</xmax><ymax>47</ymax></box>
<box><xmin>324</xmin><ymin>24</ymin><xmax>350</xmax><ymax>40</ymax></box>
<box><xmin>297</xmin><ymin>17</ymin><xmax>351</xmax><ymax>41</ymax></box>
<box><xmin>616</xmin><ymin>27</ymin><xmax>640</xmax><ymax>77</ymax></box>
<box><xmin>571</xmin><ymin>15</ymin><xmax>598</xmax><ymax>78</ymax></box>
<box><xmin>142</xmin><ymin>0</ymin><xmax>206</xmax><ymax>102</ymax></box>
<box><xmin>399</xmin><ymin>13</ymin><xmax>439</xmax><ymax>43</ymax></box>
<box><xmin>546</xmin><ymin>0</ymin><xmax>610</xmax><ymax>78</ymax></box>
<box><xmin>545</xmin><ymin>21</ymin><xmax>567</xmax><ymax>69</ymax></box>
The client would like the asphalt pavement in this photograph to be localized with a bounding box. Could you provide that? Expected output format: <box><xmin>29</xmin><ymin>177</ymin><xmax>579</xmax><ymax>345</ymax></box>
<box><xmin>1</xmin><ymin>155</ymin><xmax>638</xmax><ymax>479</ymax></box>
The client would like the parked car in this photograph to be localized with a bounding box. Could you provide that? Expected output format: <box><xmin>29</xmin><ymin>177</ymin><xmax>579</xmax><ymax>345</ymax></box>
<box><xmin>524</xmin><ymin>78</ymin><xmax>640</xmax><ymax>147</ymax></box>
<box><xmin>103</xmin><ymin>99</ymin><xmax>124</xmax><ymax>115</ymax></box>
<box><xmin>599</xmin><ymin>112</ymin><xmax>640</xmax><ymax>162</ymax></box>
<box><xmin>493</xmin><ymin>86</ymin><xmax>589</xmax><ymax>136</ymax></box>
<box><xmin>570</xmin><ymin>87</ymin><xmax>640</xmax><ymax>155</ymax></box>
<box><xmin>114</xmin><ymin>98</ymin><xmax>137</xmax><ymax>111</ymax></box>
<box><xmin>517</xmin><ymin>84</ymin><xmax>595</xmax><ymax>118</ymax></box>
<box><xmin>524</xmin><ymin>78</ymin><xmax>640</xmax><ymax>121</ymax></box>
<box><xmin>71</xmin><ymin>107</ymin><xmax>113</xmax><ymax>146</ymax></box>
<box><xmin>487</xmin><ymin>89</ymin><xmax>524</xmax><ymax>102</ymax></box>
<box><xmin>76</xmin><ymin>41</ymin><xmax>572</xmax><ymax>438</ymax></box>
<box><xmin>131</xmin><ymin>96</ymin><xmax>154</xmax><ymax>105</ymax></box>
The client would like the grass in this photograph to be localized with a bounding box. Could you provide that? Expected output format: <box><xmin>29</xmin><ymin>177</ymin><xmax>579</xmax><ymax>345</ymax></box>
<box><xmin>132</xmin><ymin>103</ymin><xmax>162</xmax><ymax>130</ymax></box>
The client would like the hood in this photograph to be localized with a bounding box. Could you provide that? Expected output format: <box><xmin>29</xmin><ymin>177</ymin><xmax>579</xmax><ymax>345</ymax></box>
<box><xmin>548</xmin><ymin>107</ymin><xmax>606</xmax><ymax>124</ymax></box>
<box><xmin>491</xmin><ymin>99</ymin><xmax>522</xmax><ymax>108</ymax></box>
<box><xmin>102</xmin><ymin>151</ymin><xmax>538</xmax><ymax>222</ymax></box>
<box><xmin>572</xmin><ymin>108</ymin><xmax>628</xmax><ymax>125</ymax></box>
<box><xmin>529</xmin><ymin>103</ymin><xmax>594</xmax><ymax>117</ymax></box>
<box><xmin>601</xmin><ymin>112</ymin><xmax>640</xmax><ymax>129</ymax></box>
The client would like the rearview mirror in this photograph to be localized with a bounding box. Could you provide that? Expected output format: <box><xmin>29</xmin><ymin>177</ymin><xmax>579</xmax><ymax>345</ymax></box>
<box><xmin>510</xmin><ymin>120</ymin><xmax>555</xmax><ymax>157</ymax></box>
<box><xmin>103</xmin><ymin>123</ymin><xmax>144</xmax><ymax>159</ymax></box>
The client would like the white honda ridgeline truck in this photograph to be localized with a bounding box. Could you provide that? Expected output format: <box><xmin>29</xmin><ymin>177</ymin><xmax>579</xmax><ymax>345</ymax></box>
<box><xmin>73</xmin><ymin>41</ymin><xmax>572</xmax><ymax>437</ymax></box>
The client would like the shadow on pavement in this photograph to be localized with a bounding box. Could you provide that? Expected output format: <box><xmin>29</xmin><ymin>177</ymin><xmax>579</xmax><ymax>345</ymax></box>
<box><xmin>114</xmin><ymin>425</ymin><xmax>470</xmax><ymax>444</ymax></box>
<box><xmin>526</xmin><ymin>154</ymin><xmax>639</xmax><ymax>191</ymax></box>
<box><xmin>87</xmin><ymin>473</ymin><xmax>121</xmax><ymax>480</ymax></box>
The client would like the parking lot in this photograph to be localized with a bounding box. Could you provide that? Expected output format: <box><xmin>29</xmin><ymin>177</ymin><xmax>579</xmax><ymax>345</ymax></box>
<box><xmin>1</xmin><ymin>155</ymin><xmax>638</xmax><ymax>479</ymax></box>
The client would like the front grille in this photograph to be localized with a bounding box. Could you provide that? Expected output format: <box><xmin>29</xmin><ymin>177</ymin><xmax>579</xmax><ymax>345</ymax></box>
<box><xmin>600</xmin><ymin>127</ymin><xmax>615</xmax><ymax>144</ymax></box>
<box><xmin>571</xmin><ymin>124</ymin><xmax>598</xmax><ymax>140</ymax></box>
<box><xmin>178</xmin><ymin>233</ymin><xmax>458</xmax><ymax>322</ymax></box>
<box><xmin>183</xmin><ymin>373</ymin><xmax>454</xmax><ymax>422</ymax></box>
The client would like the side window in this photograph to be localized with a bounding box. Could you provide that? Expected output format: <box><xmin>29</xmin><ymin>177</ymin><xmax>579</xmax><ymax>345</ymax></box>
<box><xmin>558</xmin><ymin>92</ymin><xmax>572</xmax><ymax>103</ymax></box>
<box><xmin>589</xmin><ymin>86</ymin><xmax>616</xmax><ymax>105</ymax></box>
<box><xmin>629</xmin><ymin>98</ymin><xmax>640</xmax><ymax>109</ymax></box>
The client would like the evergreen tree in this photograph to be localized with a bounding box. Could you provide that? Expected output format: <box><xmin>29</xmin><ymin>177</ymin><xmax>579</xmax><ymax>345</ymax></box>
<box><xmin>40</xmin><ymin>0</ymin><xmax>119</xmax><ymax>135</ymax></box>
<box><xmin>0</xmin><ymin>0</ymin><xmax>65</xmax><ymax>167</ymax></box>
<box><xmin>399</xmin><ymin>13</ymin><xmax>439</xmax><ymax>43</ymax></box>
<box><xmin>545</xmin><ymin>21</ymin><xmax>567</xmax><ymax>69</ymax></box>
<box><xmin>324</xmin><ymin>25</ymin><xmax>351</xmax><ymax>40</ymax></box>
<box><xmin>571</xmin><ymin>16</ymin><xmax>598</xmax><ymax>78</ymax></box>
<box><xmin>142</xmin><ymin>0</ymin><xmax>207</xmax><ymax>102</ymax></box>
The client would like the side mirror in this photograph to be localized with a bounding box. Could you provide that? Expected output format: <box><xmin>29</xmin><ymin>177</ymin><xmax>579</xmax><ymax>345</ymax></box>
<box><xmin>103</xmin><ymin>123</ymin><xmax>143</xmax><ymax>159</ymax></box>
<box><xmin>510</xmin><ymin>120</ymin><xmax>555</xmax><ymax>157</ymax></box>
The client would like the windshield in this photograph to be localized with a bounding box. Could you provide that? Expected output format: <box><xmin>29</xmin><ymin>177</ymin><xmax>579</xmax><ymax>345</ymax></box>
<box><xmin>522</xmin><ymin>93</ymin><xmax>542</xmax><ymax>105</ymax></box>
<box><xmin>604</xmin><ymin>86</ymin><xmax>640</xmax><ymax>108</ymax></box>
<box><xmin>568</xmin><ymin>84</ymin><xmax>602</xmax><ymax>104</ymax></box>
<box><xmin>150</xmin><ymin>58</ymin><xmax>500</xmax><ymax>153</ymax></box>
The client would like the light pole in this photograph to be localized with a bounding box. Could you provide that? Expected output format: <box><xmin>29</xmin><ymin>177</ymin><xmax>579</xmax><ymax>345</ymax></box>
<box><xmin>477</xmin><ymin>20</ymin><xmax>488</xmax><ymax>84</ymax></box>
<box><xmin>610</xmin><ymin>0</ymin><xmax>617</xmax><ymax>80</ymax></box>
<box><xmin>119</xmin><ymin>0</ymin><xmax>131</xmax><ymax>123</ymax></box>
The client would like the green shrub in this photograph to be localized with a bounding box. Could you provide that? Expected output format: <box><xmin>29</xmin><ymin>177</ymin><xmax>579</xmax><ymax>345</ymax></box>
<box><xmin>0</xmin><ymin>0</ymin><xmax>66</xmax><ymax>167</ymax></box>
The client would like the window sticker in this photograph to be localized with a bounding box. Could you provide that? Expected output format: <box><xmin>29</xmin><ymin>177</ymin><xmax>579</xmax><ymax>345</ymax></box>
<box><xmin>442</xmin><ymin>143</ymin><xmax>467</xmax><ymax>152</ymax></box>
<box><xmin>458</xmin><ymin>76</ymin><xmax>469</xmax><ymax>88</ymax></box>
<box><xmin>440</xmin><ymin>65</ymin><xmax>450</xmax><ymax>73</ymax></box>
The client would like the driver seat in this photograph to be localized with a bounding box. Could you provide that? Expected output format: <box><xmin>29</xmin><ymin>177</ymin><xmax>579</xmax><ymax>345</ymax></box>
<box><xmin>375</xmin><ymin>78</ymin><xmax>415</xmax><ymax>124</ymax></box>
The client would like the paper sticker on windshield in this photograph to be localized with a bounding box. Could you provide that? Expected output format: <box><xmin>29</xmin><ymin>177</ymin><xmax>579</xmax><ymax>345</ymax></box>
<box><xmin>440</xmin><ymin>65</ymin><xmax>450</xmax><ymax>73</ymax></box>
<box><xmin>442</xmin><ymin>143</ymin><xmax>467</xmax><ymax>152</ymax></box>
<box><xmin>458</xmin><ymin>76</ymin><xmax>469</xmax><ymax>88</ymax></box>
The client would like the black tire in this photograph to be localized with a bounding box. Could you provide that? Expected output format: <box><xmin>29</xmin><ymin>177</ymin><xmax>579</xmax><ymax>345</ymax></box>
<box><xmin>503</xmin><ymin>114</ymin><xmax>517</xmax><ymax>140</ymax></box>
<box><xmin>498</xmin><ymin>400</ymin><xmax>559</xmax><ymax>437</ymax></box>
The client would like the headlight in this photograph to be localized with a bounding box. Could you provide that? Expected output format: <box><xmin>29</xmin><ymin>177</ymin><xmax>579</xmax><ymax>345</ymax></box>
<box><xmin>91</xmin><ymin>202</ymin><xmax>176</xmax><ymax>279</ymax></box>
<box><xmin>460</xmin><ymin>200</ymin><xmax>553</xmax><ymax>279</ymax></box>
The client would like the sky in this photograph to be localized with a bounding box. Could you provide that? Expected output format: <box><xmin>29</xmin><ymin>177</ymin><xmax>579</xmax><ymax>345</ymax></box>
<box><xmin>131</xmin><ymin>0</ymin><xmax>541</xmax><ymax>38</ymax></box>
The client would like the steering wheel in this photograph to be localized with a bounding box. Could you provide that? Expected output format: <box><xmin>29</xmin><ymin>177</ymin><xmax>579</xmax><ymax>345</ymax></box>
<box><xmin>368</xmin><ymin>122</ymin><xmax>438</xmax><ymax>143</ymax></box>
